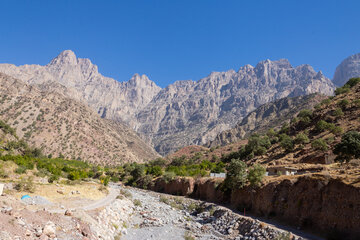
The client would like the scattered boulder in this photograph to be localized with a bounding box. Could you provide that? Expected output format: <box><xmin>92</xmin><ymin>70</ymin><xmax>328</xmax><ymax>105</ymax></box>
<box><xmin>65</xmin><ymin>210</ymin><xmax>73</xmax><ymax>216</ymax></box>
<box><xmin>42</xmin><ymin>221</ymin><xmax>56</xmax><ymax>237</ymax></box>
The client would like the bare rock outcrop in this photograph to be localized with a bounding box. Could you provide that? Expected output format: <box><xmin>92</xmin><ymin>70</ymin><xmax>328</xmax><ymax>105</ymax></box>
<box><xmin>333</xmin><ymin>53</ymin><xmax>360</xmax><ymax>86</ymax></box>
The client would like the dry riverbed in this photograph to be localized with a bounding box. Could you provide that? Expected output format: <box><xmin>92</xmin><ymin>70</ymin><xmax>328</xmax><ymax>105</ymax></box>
<box><xmin>116</xmin><ymin>184</ymin><xmax>305</xmax><ymax>240</ymax></box>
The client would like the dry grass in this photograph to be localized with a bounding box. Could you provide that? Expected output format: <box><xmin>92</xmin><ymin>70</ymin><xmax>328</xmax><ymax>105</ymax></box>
<box><xmin>12</xmin><ymin>182</ymin><xmax>106</xmax><ymax>202</ymax></box>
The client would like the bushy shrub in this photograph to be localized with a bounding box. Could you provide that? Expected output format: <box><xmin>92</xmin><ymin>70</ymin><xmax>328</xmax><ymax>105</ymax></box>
<box><xmin>130</xmin><ymin>164</ymin><xmax>145</xmax><ymax>181</ymax></box>
<box><xmin>48</xmin><ymin>175</ymin><xmax>59</xmax><ymax>183</ymax></box>
<box><xmin>320</xmin><ymin>98</ymin><xmax>331</xmax><ymax>106</ymax></box>
<box><xmin>334</xmin><ymin>77</ymin><xmax>360</xmax><ymax>96</ymax></box>
<box><xmin>330</xmin><ymin>126</ymin><xmax>343</xmax><ymax>136</ymax></box>
<box><xmin>332</xmin><ymin>108</ymin><xmax>344</xmax><ymax>117</ymax></box>
<box><xmin>315</xmin><ymin>120</ymin><xmax>328</xmax><ymax>132</ymax></box>
<box><xmin>15</xmin><ymin>166</ymin><xmax>27</xmax><ymax>174</ymax></box>
<box><xmin>162</xmin><ymin>171</ymin><xmax>176</xmax><ymax>183</ymax></box>
<box><xmin>315</xmin><ymin>120</ymin><xmax>336</xmax><ymax>133</ymax></box>
<box><xmin>295</xmin><ymin>133</ymin><xmax>310</xmax><ymax>144</ymax></box>
<box><xmin>345</xmin><ymin>77</ymin><xmax>360</xmax><ymax>88</ymax></box>
<box><xmin>337</xmin><ymin>99</ymin><xmax>349</xmax><ymax>110</ymax></box>
<box><xmin>149</xmin><ymin>158</ymin><xmax>167</xmax><ymax>167</ymax></box>
<box><xmin>298</xmin><ymin>109</ymin><xmax>313</xmax><ymax>119</ymax></box>
<box><xmin>146</xmin><ymin>165</ymin><xmax>163</xmax><ymax>177</ymax></box>
<box><xmin>333</xmin><ymin>131</ymin><xmax>360</xmax><ymax>162</ymax></box>
<box><xmin>311</xmin><ymin>139</ymin><xmax>328</xmax><ymax>151</ymax></box>
<box><xmin>280</xmin><ymin>134</ymin><xmax>294</xmax><ymax>152</ymax></box>
<box><xmin>334</xmin><ymin>87</ymin><xmax>350</xmax><ymax>96</ymax></box>
<box><xmin>247</xmin><ymin>164</ymin><xmax>266</xmax><ymax>187</ymax></box>
<box><xmin>14</xmin><ymin>177</ymin><xmax>35</xmax><ymax>193</ymax></box>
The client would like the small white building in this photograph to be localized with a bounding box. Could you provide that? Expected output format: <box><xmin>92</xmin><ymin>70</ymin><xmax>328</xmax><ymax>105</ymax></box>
<box><xmin>266</xmin><ymin>166</ymin><xmax>297</xmax><ymax>176</ymax></box>
<box><xmin>210</xmin><ymin>172</ymin><xmax>226</xmax><ymax>178</ymax></box>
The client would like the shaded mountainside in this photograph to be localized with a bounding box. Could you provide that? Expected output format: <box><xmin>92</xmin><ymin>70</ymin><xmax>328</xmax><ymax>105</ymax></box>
<box><xmin>333</xmin><ymin>53</ymin><xmax>360</xmax><ymax>87</ymax></box>
<box><xmin>206</xmin><ymin>94</ymin><xmax>327</xmax><ymax>147</ymax></box>
<box><xmin>0</xmin><ymin>73</ymin><xmax>159</xmax><ymax>165</ymax></box>
<box><xmin>0</xmin><ymin>51</ymin><xmax>336</xmax><ymax>156</ymax></box>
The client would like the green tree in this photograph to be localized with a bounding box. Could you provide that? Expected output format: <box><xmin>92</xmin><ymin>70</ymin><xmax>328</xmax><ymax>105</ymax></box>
<box><xmin>247</xmin><ymin>164</ymin><xmax>266</xmax><ymax>187</ymax></box>
<box><xmin>147</xmin><ymin>165</ymin><xmax>163</xmax><ymax>177</ymax></box>
<box><xmin>295</xmin><ymin>133</ymin><xmax>310</xmax><ymax>144</ymax></box>
<box><xmin>224</xmin><ymin>159</ymin><xmax>248</xmax><ymax>189</ymax></box>
<box><xmin>130</xmin><ymin>164</ymin><xmax>145</xmax><ymax>181</ymax></box>
<box><xmin>280</xmin><ymin>134</ymin><xmax>294</xmax><ymax>152</ymax></box>
<box><xmin>333</xmin><ymin>131</ymin><xmax>360</xmax><ymax>162</ymax></box>
<box><xmin>311</xmin><ymin>139</ymin><xmax>328</xmax><ymax>151</ymax></box>
<box><xmin>337</xmin><ymin>99</ymin><xmax>349</xmax><ymax>110</ymax></box>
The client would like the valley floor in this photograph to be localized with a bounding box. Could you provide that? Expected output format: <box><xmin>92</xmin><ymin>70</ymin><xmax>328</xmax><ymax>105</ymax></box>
<box><xmin>0</xmin><ymin>180</ymin><xmax>324</xmax><ymax>240</ymax></box>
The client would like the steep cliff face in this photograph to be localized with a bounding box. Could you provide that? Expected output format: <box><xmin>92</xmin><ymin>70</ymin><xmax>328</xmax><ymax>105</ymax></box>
<box><xmin>206</xmin><ymin>94</ymin><xmax>326</xmax><ymax>147</ymax></box>
<box><xmin>0</xmin><ymin>50</ymin><xmax>162</xmax><ymax>127</ymax></box>
<box><xmin>138</xmin><ymin>59</ymin><xmax>334</xmax><ymax>155</ymax></box>
<box><xmin>333</xmin><ymin>53</ymin><xmax>360</xmax><ymax>87</ymax></box>
<box><xmin>0</xmin><ymin>73</ymin><xmax>159</xmax><ymax>165</ymax></box>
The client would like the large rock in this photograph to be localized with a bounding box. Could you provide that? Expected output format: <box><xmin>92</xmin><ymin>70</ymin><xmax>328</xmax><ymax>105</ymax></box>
<box><xmin>333</xmin><ymin>53</ymin><xmax>360</xmax><ymax>87</ymax></box>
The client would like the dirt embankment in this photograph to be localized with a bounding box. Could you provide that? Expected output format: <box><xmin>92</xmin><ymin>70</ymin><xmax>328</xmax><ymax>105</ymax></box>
<box><xmin>149</xmin><ymin>175</ymin><xmax>360</xmax><ymax>239</ymax></box>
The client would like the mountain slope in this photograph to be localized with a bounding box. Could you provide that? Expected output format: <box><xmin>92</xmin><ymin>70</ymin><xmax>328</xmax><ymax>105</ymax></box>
<box><xmin>206</xmin><ymin>93</ymin><xmax>326</xmax><ymax>147</ymax></box>
<box><xmin>0</xmin><ymin>73</ymin><xmax>159</xmax><ymax>165</ymax></box>
<box><xmin>0</xmin><ymin>50</ymin><xmax>162</xmax><ymax>127</ymax></box>
<box><xmin>333</xmin><ymin>53</ymin><xmax>360</xmax><ymax>86</ymax></box>
<box><xmin>137</xmin><ymin>59</ymin><xmax>335</xmax><ymax>155</ymax></box>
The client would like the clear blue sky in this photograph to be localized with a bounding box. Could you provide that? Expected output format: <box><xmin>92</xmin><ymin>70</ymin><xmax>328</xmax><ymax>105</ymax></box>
<box><xmin>0</xmin><ymin>0</ymin><xmax>359</xmax><ymax>87</ymax></box>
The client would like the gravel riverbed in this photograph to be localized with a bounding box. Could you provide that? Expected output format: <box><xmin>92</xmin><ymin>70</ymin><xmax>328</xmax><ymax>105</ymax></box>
<box><xmin>115</xmin><ymin>185</ymin><xmax>306</xmax><ymax>240</ymax></box>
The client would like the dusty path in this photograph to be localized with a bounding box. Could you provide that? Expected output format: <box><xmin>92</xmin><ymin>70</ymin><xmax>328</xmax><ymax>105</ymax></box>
<box><xmin>81</xmin><ymin>186</ymin><xmax>118</xmax><ymax>211</ymax></box>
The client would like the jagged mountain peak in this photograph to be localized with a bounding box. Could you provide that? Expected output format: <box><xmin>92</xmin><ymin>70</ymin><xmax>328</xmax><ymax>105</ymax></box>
<box><xmin>128</xmin><ymin>73</ymin><xmax>157</xmax><ymax>87</ymax></box>
<box><xmin>255</xmin><ymin>58</ymin><xmax>292</xmax><ymax>69</ymax></box>
<box><xmin>48</xmin><ymin>50</ymin><xmax>78</xmax><ymax>66</ymax></box>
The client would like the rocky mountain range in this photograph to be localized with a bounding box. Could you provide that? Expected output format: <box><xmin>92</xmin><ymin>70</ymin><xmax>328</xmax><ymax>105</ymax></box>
<box><xmin>333</xmin><ymin>53</ymin><xmax>360</xmax><ymax>87</ymax></box>
<box><xmin>137</xmin><ymin>59</ymin><xmax>335</xmax><ymax>154</ymax></box>
<box><xmin>0</xmin><ymin>73</ymin><xmax>159</xmax><ymax>165</ymax></box>
<box><xmin>206</xmin><ymin>93</ymin><xmax>326</xmax><ymax>147</ymax></box>
<box><xmin>0</xmin><ymin>51</ymin><xmax>337</xmax><ymax>155</ymax></box>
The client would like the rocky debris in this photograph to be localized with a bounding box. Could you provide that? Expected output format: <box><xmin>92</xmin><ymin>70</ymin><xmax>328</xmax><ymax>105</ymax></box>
<box><xmin>117</xmin><ymin>186</ymin><xmax>305</xmax><ymax>240</ymax></box>
<box><xmin>189</xmin><ymin>203</ymin><xmax>302</xmax><ymax>240</ymax></box>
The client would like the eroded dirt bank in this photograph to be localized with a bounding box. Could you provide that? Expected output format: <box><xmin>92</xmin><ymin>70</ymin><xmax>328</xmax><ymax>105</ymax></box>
<box><xmin>149</xmin><ymin>175</ymin><xmax>360</xmax><ymax>239</ymax></box>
